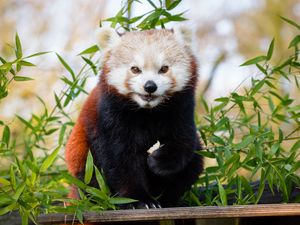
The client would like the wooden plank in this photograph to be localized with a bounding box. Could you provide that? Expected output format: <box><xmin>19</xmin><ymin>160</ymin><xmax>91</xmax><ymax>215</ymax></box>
<box><xmin>38</xmin><ymin>204</ymin><xmax>300</xmax><ymax>224</ymax></box>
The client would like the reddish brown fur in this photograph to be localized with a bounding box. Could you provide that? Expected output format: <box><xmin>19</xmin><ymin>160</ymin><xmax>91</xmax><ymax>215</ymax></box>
<box><xmin>65</xmin><ymin>86</ymin><xmax>100</xmax><ymax>177</ymax></box>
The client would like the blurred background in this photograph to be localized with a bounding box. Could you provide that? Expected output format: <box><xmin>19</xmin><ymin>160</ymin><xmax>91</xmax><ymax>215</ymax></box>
<box><xmin>0</xmin><ymin>0</ymin><xmax>299</xmax><ymax>124</ymax></box>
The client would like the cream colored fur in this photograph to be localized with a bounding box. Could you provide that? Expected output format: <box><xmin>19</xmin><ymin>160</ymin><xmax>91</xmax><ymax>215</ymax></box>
<box><xmin>97</xmin><ymin>27</ymin><xmax>195</xmax><ymax>108</ymax></box>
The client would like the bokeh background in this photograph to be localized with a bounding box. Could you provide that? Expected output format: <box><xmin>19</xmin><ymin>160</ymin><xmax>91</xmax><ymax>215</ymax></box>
<box><xmin>0</xmin><ymin>0</ymin><xmax>299</xmax><ymax>130</ymax></box>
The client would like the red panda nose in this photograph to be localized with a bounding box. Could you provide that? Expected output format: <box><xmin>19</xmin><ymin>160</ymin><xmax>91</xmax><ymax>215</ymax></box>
<box><xmin>144</xmin><ymin>80</ymin><xmax>157</xmax><ymax>94</ymax></box>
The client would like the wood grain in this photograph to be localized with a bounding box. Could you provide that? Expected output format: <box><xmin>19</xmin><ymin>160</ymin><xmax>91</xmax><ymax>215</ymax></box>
<box><xmin>38</xmin><ymin>204</ymin><xmax>300</xmax><ymax>224</ymax></box>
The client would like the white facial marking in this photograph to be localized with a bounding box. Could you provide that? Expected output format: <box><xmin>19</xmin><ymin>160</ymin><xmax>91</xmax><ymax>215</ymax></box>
<box><xmin>107</xmin><ymin>67</ymin><xmax>128</xmax><ymax>94</ymax></box>
<box><xmin>101</xmin><ymin>29</ymin><xmax>195</xmax><ymax>108</ymax></box>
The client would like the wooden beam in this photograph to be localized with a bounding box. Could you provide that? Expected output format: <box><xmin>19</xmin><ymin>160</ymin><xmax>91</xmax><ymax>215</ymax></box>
<box><xmin>38</xmin><ymin>204</ymin><xmax>300</xmax><ymax>224</ymax></box>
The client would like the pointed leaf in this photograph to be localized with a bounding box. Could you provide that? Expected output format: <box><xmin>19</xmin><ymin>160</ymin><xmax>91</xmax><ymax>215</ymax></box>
<box><xmin>78</xmin><ymin>45</ymin><xmax>100</xmax><ymax>55</ymax></box>
<box><xmin>266</xmin><ymin>38</ymin><xmax>275</xmax><ymax>60</ymax></box>
<box><xmin>217</xmin><ymin>178</ymin><xmax>227</xmax><ymax>205</ymax></box>
<box><xmin>13</xmin><ymin>76</ymin><xmax>33</xmax><ymax>81</ymax></box>
<box><xmin>56</xmin><ymin>53</ymin><xmax>75</xmax><ymax>80</ymax></box>
<box><xmin>84</xmin><ymin>151</ymin><xmax>94</xmax><ymax>184</ymax></box>
<box><xmin>108</xmin><ymin>197</ymin><xmax>137</xmax><ymax>205</ymax></box>
<box><xmin>15</xmin><ymin>33</ymin><xmax>22</xmax><ymax>59</ymax></box>
<box><xmin>280</xmin><ymin>16</ymin><xmax>300</xmax><ymax>30</ymax></box>
<box><xmin>240</xmin><ymin>56</ymin><xmax>267</xmax><ymax>66</ymax></box>
<box><xmin>40</xmin><ymin>146</ymin><xmax>60</xmax><ymax>172</ymax></box>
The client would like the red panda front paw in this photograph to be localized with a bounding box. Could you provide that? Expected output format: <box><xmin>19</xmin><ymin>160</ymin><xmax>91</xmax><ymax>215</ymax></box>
<box><xmin>147</xmin><ymin>151</ymin><xmax>176</xmax><ymax>176</ymax></box>
<box><xmin>119</xmin><ymin>201</ymin><xmax>161</xmax><ymax>209</ymax></box>
<box><xmin>134</xmin><ymin>201</ymin><xmax>162</xmax><ymax>209</ymax></box>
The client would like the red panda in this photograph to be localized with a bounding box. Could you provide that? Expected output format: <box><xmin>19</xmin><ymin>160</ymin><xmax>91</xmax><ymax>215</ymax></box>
<box><xmin>65</xmin><ymin>27</ymin><xmax>203</xmax><ymax>208</ymax></box>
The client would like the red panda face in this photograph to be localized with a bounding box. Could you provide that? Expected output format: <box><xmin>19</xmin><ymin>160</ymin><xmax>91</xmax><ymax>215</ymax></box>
<box><xmin>98</xmin><ymin>28</ymin><xmax>195</xmax><ymax>108</ymax></box>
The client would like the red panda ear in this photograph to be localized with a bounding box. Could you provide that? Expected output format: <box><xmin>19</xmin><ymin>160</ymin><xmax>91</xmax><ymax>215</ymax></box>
<box><xmin>96</xmin><ymin>27</ymin><xmax>121</xmax><ymax>49</ymax></box>
<box><xmin>173</xmin><ymin>26</ymin><xmax>193</xmax><ymax>45</ymax></box>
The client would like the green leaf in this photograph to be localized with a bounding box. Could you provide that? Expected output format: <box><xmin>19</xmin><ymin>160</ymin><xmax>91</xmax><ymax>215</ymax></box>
<box><xmin>205</xmin><ymin>166</ymin><xmax>219</xmax><ymax>173</ymax></box>
<box><xmin>235</xmin><ymin>135</ymin><xmax>255</xmax><ymax>150</ymax></box>
<box><xmin>0</xmin><ymin>178</ymin><xmax>10</xmax><ymax>186</ymax></box>
<box><xmin>0</xmin><ymin>202</ymin><xmax>17</xmax><ymax>216</ymax></box>
<box><xmin>250</xmin><ymin>80</ymin><xmax>265</xmax><ymax>96</ymax></box>
<box><xmin>78</xmin><ymin>45</ymin><xmax>100</xmax><ymax>55</ymax></box>
<box><xmin>12</xmin><ymin>183</ymin><xmax>25</xmax><ymax>201</ymax></box>
<box><xmin>23</xmin><ymin>51</ymin><xmax>50</xmax><ymax>59</ymax></box>
<box><xmin>197</xmin><ymin>150</ymin><xmax>215</xmax><ymax>158</ymax></box>
<box><xmin>224</xmin><ymin>153</ymin><xmax>240</xmax><ymax>167</ymax></box>
<box><xmin>166</xmin><ymin>0</ymin><xmax>182</xmax><ymax>10</ymax></box>
<box><xmin>129</xmin><ymin>15</ymin><xmax>145</xmax><ymax>24</ymax></box>
<box><xmin>256</xmin><ymin>63</ymin><xmax>268</xmax><ymax>75</ymax></box>
<box><xmin>209</xmin><ymin>135</ymin><xmax>225</xmax><ymax>145</ymax></box>
<box><xmin>13</xmin><ymin>76</ymin><xmax>34</xmax><ymax>81</ymax></box>
<box><xmin>15</xmin><ymin>33</ymin><xmax>22</xmax><ymax>59</ymax></box>
<box><xmin>215</xmin><ymin>97</ymin><xmax>229</xmax><ymax>103</ymax></box>
<box><xmin>21</xmin><ymin>213</ymin><xmax>28</xmax><ymax>225</ymax></box>
<box><xmin>76</xmin><ymin>210</ymin><xmax>83</xmax><ymax>224</ymax></box>
<box><xmin>270</xmin><ymin>143</ymin><xmax>280</xmax><ymax>157</ymax></box>
<box><xmin>16</xmin><ymin>116</ymin><xmax>35</xmax><ymax>131</ymax></box>
<box><xmin>86</xmin><ymin>187</ymin><xmax>106</xmax><ymax>200</ymax></box>
<box><xmin>217</xmin><ymin>178</ymin><xmax>227</xmax><ymax>205</ymax></box>
<box><xmin>15</xmin><ymin>156</ymin><xmax>26</xmax><ymax>180</ymax></box>
<box><xmin>0</xmin><ymin>62</ymin><xmax>12</xmax><ymax>70</ymax></box>
<box><xmin>280</xmin><ymin>16</ymin><xmax>300</xmax><ymax>30</ymax></box>
<box><xmin>10</xmin><ymin>165</ymin><xmax>16</xmax><ymax>190</ymax></box>
<box><xmin>40</xmin><ymin>146</ymin><xmax>60</xmax><ymax>173</ymax></box>
<box><xmin>56</xmin><ymin>53</ymin><xmax>75</xmax><ymax>80</ymax></box>
<box><xmin>54</xmin><ymin>92</ymin><xmax>62</xmax><ymax>110</ymax></box>
<box><xmin>81</xmin><ymin>56</ymin><xmax>98</xmax><ymax>75</ymax></box>
<box><xmin>289</xmin><ymin>35</ymin><xmax>300</xmax><ymax>48</ymax></box>
<box><xmin>108</xmin><ymin>197</ymin><xmax>138</xmax><ymax>205</ymax></box>
<box><xmin>290</xmin><ymin>140</ymin><xmax>300</xmax><ymax>153</ymax></box>
<box><xmin>240</xmin><ymin>56</ymin><xmax>267</xmax><ymax>66</ymax></box>
<box><xmin>255</xmin><ymin>169</ymin><xmax>266</xmax><ymax>203</ymax></box>
<box><xmin>84</xmin><ymin>151</ymin><xmax>94</xmax><ymax>184</ymax></box>
<box><xmin>146</xmin><ymin>0</ymin><xmax>157</xmax><ymax>9</ymax></box>
<box><xmin>63</xmin><ymin>173</ymin><xmax>87</xmax><ymax>190</ymax></box>
<box><xmin>58</xmin><ymin>124</ymin><xmax>67</xmax><ymax>146</ymax></box>
<box><xmin>2</xmin><ymin>125</ymin><xmax>10</xmax><ymax>146</ymax></box>
<box><xmin>266</xmin><ymin>38</ymin><xmax>275</xmax><ymax>60</ymax></box>
<box><xmin>95</xmin><ymin>167</ymin><xmax>110</xmax><ymax>195</ymax></box>
<box><xmin>19</xmin><ymin>60</ymin><xmax>35</xmax><ymax>67</ymax></box>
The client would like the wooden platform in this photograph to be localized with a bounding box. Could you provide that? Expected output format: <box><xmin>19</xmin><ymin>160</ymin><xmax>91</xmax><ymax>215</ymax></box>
<box><xmin>38</xmin><ymin>204</ymin><xmax>300</xmax><ymax>225</ymax></box>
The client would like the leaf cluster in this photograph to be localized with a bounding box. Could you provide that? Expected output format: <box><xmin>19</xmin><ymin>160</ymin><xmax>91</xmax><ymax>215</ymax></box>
<box><xmin>183</xmin><ymin>17</ymin><xmax>300</xmax><ymax>206</ymax></box>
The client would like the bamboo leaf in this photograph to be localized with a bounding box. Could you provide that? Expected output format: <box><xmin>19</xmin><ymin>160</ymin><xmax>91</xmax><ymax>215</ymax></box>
<box><xmin>280</xmin><ymin>16</ymin><xmax>300</xmax><ymax>30</ymax></box>
<box><xmin>15</xmin><ymin>33</ymin><xmax>22</xmax><ymax>59</ymax></box>
<box><xmin>24</xmin><ymin>51</ymin><xmax>50</xmax><ymax>59</ymax></box>
<box><xmin>217</xmin><ymin>178</ymin><xmax>227</xmax><ymax>205</ymax></box>
<box><xmin>84</xmin><ymin>151</ymin><xmax>94</xmax><ymax>184</ymax></box>
<box><xmin>13</xmin><ymin>76</ymin><xmax>34</xmax><ymax>81</ymax></box>
<box><xmin>266</xmin><ymin>38</ymin><xmax>275</xmax><ymax>60</ymax></box>
<box><xmin>40</xmin><ymin>146</ymin><xmax>60</xmax><ymax>173</ymax></box>
<box><xmin>240</xmin><ymin>56</ymin><xmax>267</xmax><ymax>66</ymax></box>
<box><xmin>78</xmin><ymin>45</ymin><xmax>100</xmax><ymax>55</ymax></box>
<box><xmin>289</xmin><ymin>35</ymin><xmax>300</xmax><ymax>48</ymax></box>
<box><xmin>108</xmin><ymin>197</ymin><xmax>137</xmax><ymax>205</ymax></box>
<box><xmin>56</xmin><ymin>53</ymin><xmax>75</xmax><ymax>80</ymax></box>
<box><xmin>95</xmin><ymin>167</ymin><xmax>110</xmax><ymax>195</ymax></box>
<box><xmin>19</xmin><ymin>60</ymin><xmax>35</xmax><ymax>67</ymax></box>
<box><xmin>0</xmin><ymin>202</ymin><xmax>17</xmax><ymax>216</ymax></box>
<box><xmin>86</xmin><ymin>187</ymin><xmax>106</xmax><ymax>200</ymax></box>
<box><xmin>166</xmin><ymin>0</ymin><xmax>182</xmax><ymax>10</ymax></box>
<box><xmin>58</xmin><ymin>124</ymin><xmax>67</xmax><ymax>146</ymax></box>
<box><xmin>2</xmin><ymin>125</ymin><xmax>10</xmax><ymax>146</ymax></box>
<box><xmin>235</xmin><ymin>135</ymin><xmax>255</xmax><ymax>150</ymax></box>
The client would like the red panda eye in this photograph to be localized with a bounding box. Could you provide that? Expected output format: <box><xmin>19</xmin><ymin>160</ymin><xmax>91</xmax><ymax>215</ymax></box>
<box><xmin>131</xmin><ymin>66</ymin><xmax>141</xmax><ymax>74</ymax></box>
<box><xmin>159</xmin><ymin>65</ymin><xmax>169</xmax><ymax>74</ymax></box>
